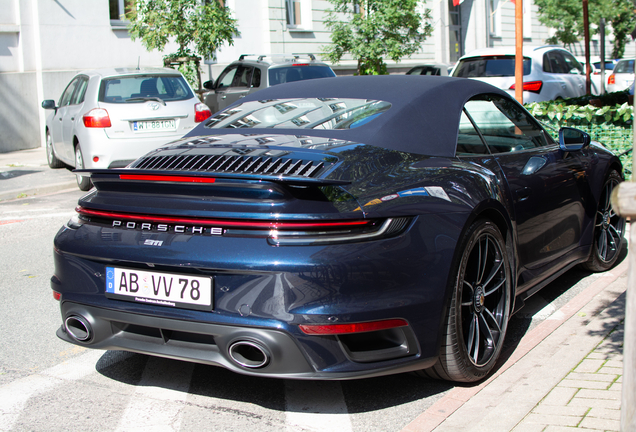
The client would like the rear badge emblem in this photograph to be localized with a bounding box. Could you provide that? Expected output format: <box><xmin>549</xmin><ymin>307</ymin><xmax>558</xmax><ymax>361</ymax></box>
<box><xmin>148</xmin><ymin>102</ymin><xmax>160</xmax><ymax>111</ymax></box>
<box><xmin>144</xmin><ymin>239</ymin><xmax>163</xmax><ymax>246</ymax></box>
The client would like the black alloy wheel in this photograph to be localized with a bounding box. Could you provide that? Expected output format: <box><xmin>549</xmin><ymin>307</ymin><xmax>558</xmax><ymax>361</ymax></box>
<box><xmin>583</xmin><ymin>170</ymin><xmax>625</xmax><ymax>272</ymax></box>
<box><xmin>419</xmin><ymin>219</ymin><xmax>511</xmax><ymax>382</ymax></box>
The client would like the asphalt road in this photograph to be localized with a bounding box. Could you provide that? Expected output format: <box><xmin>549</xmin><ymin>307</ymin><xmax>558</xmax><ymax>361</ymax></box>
<box><xmin>0</xmin><ymin>187</ymin><xmax>625</xmax><ymax>432</ymax></box>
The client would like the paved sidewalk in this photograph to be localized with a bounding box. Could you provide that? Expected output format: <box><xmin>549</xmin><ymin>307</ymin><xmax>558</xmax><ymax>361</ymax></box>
<box><xmin>403</xmin><ymin>259</ymin><xmax>628</xmax><ymax>432</ymax></box>
<box><xmin>0</xmin><ymin>146</ymin><xmax>77</xmax><ymax>201</ymax></box>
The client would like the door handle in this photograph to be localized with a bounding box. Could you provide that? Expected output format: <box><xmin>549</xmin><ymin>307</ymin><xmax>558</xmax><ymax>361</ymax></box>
<box><xmin>516</xmin><ymin>187</ymin><xmax>532</xmax><ymax>202</ymax></box>
<box><xmin>221</xmin><ymin>95</ymin><xmax>227</xmax><ymax>99</ymax></box>
<box><xmin>239</xmin><ymin>95</ymin><xmax>246</xmax><ymax>98</ymax></box>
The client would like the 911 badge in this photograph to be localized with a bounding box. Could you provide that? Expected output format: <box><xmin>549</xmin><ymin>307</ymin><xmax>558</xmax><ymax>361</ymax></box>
<box><xmin>144</xmin><ymin>239</ymin><xmax>163</xmax><ymax>246</ymax></box>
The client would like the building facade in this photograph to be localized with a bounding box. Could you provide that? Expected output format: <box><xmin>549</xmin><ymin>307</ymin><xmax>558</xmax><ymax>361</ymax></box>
<box><xmin>0</xmin><ymin>0</ymin><xmax>616</xmax><ymax>153</ymax></box>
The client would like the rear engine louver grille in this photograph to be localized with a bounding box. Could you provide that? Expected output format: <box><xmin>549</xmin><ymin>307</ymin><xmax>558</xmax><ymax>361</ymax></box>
<box><xmin>131</xmin><ymin>154</ymin><xmax>332</xmax><ymax>179</ymax></box>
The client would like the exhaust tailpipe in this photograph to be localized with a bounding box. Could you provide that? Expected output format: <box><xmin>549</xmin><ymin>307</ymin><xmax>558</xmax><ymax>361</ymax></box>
<box><xmin>64</xmin><ymin>315</ymin><xmax>92</xmax><ymax>342</ymax></box>
<box><xmin>228</xmin><ymin>340</ymin><xmax>270</xmax><ymax>369</ymax></box>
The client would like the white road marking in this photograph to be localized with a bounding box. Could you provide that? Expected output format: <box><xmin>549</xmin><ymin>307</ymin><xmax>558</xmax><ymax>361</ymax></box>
<box><xmin>0</xmin><ymin>350</ymin><xmax>105</xmax><ymax>431</ymax></box>
<box><xmin>114</xmin><ymin>357</ymin><xmax>194</xmax><ymax>432</ymax></box>
<box><xmin>0</xmin><ymin>212</ymin><xmax>74</xmax><ymax>221</ymax></box>
<box><xmin>285</xmin><ymin>380</ymin><xmax>353</xmax><ymax>432</ymax></box>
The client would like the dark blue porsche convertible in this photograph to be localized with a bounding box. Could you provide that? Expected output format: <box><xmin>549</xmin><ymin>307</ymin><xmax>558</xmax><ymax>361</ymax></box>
<box><xmin>51</xmin><ymin>76</ymin><xmax>625</xmax><ymax>382</ymax></box>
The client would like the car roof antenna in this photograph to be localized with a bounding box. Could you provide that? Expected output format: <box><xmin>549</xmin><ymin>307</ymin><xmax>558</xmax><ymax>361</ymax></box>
<box><xmin>137</xmin><ymin>57</ymin><xmax>140</xmax><ymax>71</ymax></box>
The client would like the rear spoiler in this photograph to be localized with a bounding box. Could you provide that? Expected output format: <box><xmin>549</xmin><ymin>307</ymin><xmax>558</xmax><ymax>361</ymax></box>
<box><xmin>73</xmin><ymin>169</ymin><xmax>351</xmax><ymax>187</ymax></box>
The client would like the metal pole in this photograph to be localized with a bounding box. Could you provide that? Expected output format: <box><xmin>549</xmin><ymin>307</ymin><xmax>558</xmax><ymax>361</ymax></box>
<box><xmin>617</xmin><ymin>37</ymin><xmax>636</xmax><ymax>432</ymax></box>
<box><xmin>600</xmin><ymin>18</ymin><xmax>606</xmax><ymax>94</ymax></box>
<box><xmin>514</xmin><ymin>0</ymin><xmax>523</xmax><ymax>104</ymax></box>
<box><xmin>583</xmin><ymin>0</ymin><xmax>591</xmax><ymax>95</ymax></box>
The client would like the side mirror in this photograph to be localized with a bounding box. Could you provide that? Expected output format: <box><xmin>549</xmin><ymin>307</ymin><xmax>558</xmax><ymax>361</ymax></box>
<box><xmin>203</xmin><ymin>80</ymin><xmax>215</xmax><ymax>90</ymax></box>
<box><xmin>41</xmin><ymin>100</ymin><xmax>56</xmax><ymax>110</ymax></box>
<box><xmin>559</xmin><ymin>127</ymin><xmax>590</xmax><ymax>152</ymax></box>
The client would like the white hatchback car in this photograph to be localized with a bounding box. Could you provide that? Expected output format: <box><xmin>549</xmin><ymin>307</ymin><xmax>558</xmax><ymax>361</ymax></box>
<box><xmin>606</xmin><ymin>59</ymin><xmax>634</xmax><ymax>93</ymax></box>
<box><xmin>452</xmin><ymin>46</ymin><xmax>591</xmax><ymax>102</ymax></box>
<box><xmin>42</xmin><ymin>68</ymin><xmax>211</xmax><ymax>190</ymax></box>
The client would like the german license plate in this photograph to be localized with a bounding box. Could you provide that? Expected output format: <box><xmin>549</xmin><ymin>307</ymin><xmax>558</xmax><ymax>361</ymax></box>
<box><xmin>132</xmin><ymin>119</ymin><xmax>176</xmax><ymax>132</ymax></box>
<box><xmin>105</xmin><ymin>267</ymin><xmax>212</xmax><ymax>311</ymax></box>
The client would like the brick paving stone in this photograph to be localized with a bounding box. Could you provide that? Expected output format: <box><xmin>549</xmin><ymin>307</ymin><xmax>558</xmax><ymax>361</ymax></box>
<box><xmin>586</xmin><ymin>407</ymin><xmax>621</xmax><ymax>420</ymax></box>
<box><xmin>595</xmin><ymin>366</ymin><xmax>623</xmax><ymax>375</ymax></box>
<box><xmin>541</xmin><ymin>387</ymin><xmax>579</xmax><ymax>406</ymax></box>
<box><xmin>604</xmin><ymin>360</ymin><xmax>623</xmax><ymax>368</ymax></box>
<box><xmin>531</xmin><ymin>405</ymin><xmax>589</xmax><ymax>417</ymax></box>
<box><xmin>543</xmin><ymin>426</ymin><xmax>602</xmax><ymax>432</ymax></box>
<box><xmin>585</xmin><ymin>352</ymin><xmax>608</xmax><ymax>360</ymax></box>
<box><xmin>568</xmin><ymin>397</ymin><xmax>621</xmax><ymax>410</ymax></box>
<box><xmin>521</xmin><ymin>413</ymin><xmax>580</xmax><ymax>427</ymax></box>
<box><xmin>575</xmin><ymin>389</ymin><xmax>621</xmax><ymax>400</ymax></box>
<box><xmin>579</xmin><ymin>416</ymin><xmax>620</xmax><ymax>431</ymax></box>
<box><xmin>512</xmin><ymin>423</ymin><xmax>548</xmax><ymax>432</ymax></box>
<box><xmin>607</xmin><ymin>381</ymin><xmax>622</xmax><ymax>392</ymax></box>
<box><xmin>564</xmin><ymin>372</ymin><xmax>618</xmax><ymax>382</ymax></box>
<box><xmin>556</xmin><ymin>379</ymin><xmax>611</xmax><ymax>390</ymax></box>
<box><xmin>573</xmin><ymin>359</ymin><xmax>605</xmax><ymax>373</ymax></box>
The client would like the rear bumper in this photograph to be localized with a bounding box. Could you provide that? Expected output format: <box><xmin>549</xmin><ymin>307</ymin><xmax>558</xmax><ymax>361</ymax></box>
<box><xmin>57</xmin><ymin>301</ymin><xmax>436</xmax><ymax>380</ymax></box>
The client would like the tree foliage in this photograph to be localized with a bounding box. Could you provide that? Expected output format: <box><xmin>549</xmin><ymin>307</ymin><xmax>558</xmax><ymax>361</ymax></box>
<box><xmin>534</xmin><ymin>0</ymin><xmax>636</xmax><ymax>58</ymax></box>
<box><xmin>322</xmin><ymin>0</ymin><xmax>433</xmax><ymax>75</ymax></box>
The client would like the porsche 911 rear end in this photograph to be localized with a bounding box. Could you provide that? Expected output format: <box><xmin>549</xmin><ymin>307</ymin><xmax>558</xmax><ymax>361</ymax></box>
<box><xmin>51</xmin><ymin>134</ymin><xmax>468</xmax><ymax>379</ymax></box>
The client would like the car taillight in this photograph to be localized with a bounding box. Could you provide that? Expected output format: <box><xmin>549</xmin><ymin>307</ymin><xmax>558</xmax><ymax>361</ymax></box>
<box><xmin>299</xmin><ymin>319</ymin><xmax>409</xmax><ymax>335</ymax></box>
<box><xmin>83</xmin><ymin>109</ymin><xmax>111</xmax><ymax>128</ymax></box>
<box><xmin>292</xmin><ymin>63</ymin><xmax>309</xmax><ymax>66</ymax></box>
<box><xmin>608</xmin><ymin>74</ymin><xmax>616</xmax><ymax>85</ymax></box>
<box><xmin>195</xmin><ymin>103</ymin><xmax>211</xmax><ymax>122</ymax></box>
<box><xmin>509</xmin><ymin>81</ymin><xmax>543</xmax><ymax>93</ymax></box>
<box><xmin>52</xmin><ymin>291</ymin><xmax>61</xmax><ymax>301</ymax></box>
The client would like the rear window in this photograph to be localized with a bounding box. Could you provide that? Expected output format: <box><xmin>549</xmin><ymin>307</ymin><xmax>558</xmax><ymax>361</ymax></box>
<box><xmin>268</xmin><ymin>66</ymin><xmax>336</xmax><ymax>86</ymax></box>
<box><xmin>205</xmin><ymin>98</ymin><xmax>391</xmax><ymax>130</ymax></box>
<box><xmin>452</xmin><ymin>56</ymin><xmax>531</xmax><ymax>78</ymax></box>
<box><xmin>614</xmin><ymin>60</ymin><xmax>634</xmax><ymax>74</ymax></box>
<box><xmin>99</xmin><ymin>75</ymin><xmax>194</xmax><ymax>103</ymax></box>
<box><xmin>407</xmin><ymin>66</ymin><xmax>442</xmax><ymax>75</ymax></box>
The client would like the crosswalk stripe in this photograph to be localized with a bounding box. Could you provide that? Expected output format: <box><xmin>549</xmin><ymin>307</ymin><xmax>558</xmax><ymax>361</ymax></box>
<box><xmin>0</xmin><ymin>350</ymin><xmax>105</xmax><ymax>431</ymax></box>
<box><xmin>285</xmin><ymin>380</ymin><xmax>353</xmax><ymax>432</ymax></box>
<box><xmin>114</xmin><ymin>357</ymin><xmax>194</xmax><ymax>432</ymax></box>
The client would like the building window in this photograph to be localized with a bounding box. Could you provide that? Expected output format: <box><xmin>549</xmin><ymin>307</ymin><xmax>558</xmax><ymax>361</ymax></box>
<box><xmin>489</xmin><ymin>0</ymin><xmax>501</xmax><ymax>38</ymax></box>
<box><xmin>110</xmin><ymin>0</ymin><xmax>133</xmax><ymax>25</ymax></box>
<box><xmin>285</xmin><ymin>0</ymin><xmax>312</xmax><ymax>31</ymax></box>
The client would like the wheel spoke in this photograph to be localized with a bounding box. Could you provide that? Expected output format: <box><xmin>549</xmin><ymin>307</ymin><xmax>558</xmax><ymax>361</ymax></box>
<box><xmin>471</xmin><ymin>315</ymin><xmax>480</xmax><ymax>363</ymax></box>
<box><xmin>478</xmin><ymin>312</ymin><xmax>495</xmax><ymax>347</ymax></box>
<box><xmin>484</xmin><ymin>278</ymin><xmax>504</xmax><ymax>297</ymax></box>
<box><xmin>467</xmin><ymin>314</ymin><xmax>476</xmax><ymax>355</ymax></box>
<box><xmin>481</xmin><ymin>259</ymin><xmax>503</xmax><ymax>292</ymax></box>
<box><xmin>461</xmin><ymin>280</ymin><xmax>474</xmax><ymax>307</ymax></box>
<box><xmin>598</xmin><ymin>230</ymin><xmax>608</xmax><ymax>261</ymax></box>
<box><xmin>477</xmin><ymin>237</ymin><xmax>489</xmax><ymax>285</ymax></box>
<box><xmin>483</xmin><ymin>307</ymin><xmax>502</xmax><ymax>336</ymax></box>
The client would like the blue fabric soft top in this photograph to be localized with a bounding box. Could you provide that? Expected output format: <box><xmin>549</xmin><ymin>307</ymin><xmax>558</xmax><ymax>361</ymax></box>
<box><xmin>187</xmin><ymin>75</ymin><xmax>510</xmax><ymax>157</ymax></box>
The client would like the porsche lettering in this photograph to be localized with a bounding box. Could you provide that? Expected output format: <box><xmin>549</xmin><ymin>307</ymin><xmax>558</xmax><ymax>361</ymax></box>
<box><xmin>112</xmin><ymin>220</ymin><xmax>223</xmax><ymax>236</ymax></box>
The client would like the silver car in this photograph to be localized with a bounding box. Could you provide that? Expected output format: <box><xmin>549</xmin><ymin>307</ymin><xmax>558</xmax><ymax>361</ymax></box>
<box><xmin>606</xmin><ymin>59</ymin><xmax>634</xmax><ymax>93</ymax></box>
<box><xmin>452</xmin><ymin>46</ymin><xmax>592</xmax><ymax>102</ymax></box>
<box><xmin>42</xmin><ymin>68</ymin><xmax>211</xmax><ymax>190</ymax></box>
<box><xmin>203</xmin><ymin>54</ymin><xmax>336</xmax><ymax>114</ymax></box>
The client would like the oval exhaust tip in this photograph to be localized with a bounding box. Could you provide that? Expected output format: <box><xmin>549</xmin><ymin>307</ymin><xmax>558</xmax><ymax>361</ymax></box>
<box><xmin>65</xmin><ymin>315</ymin><xmax>92</xmax><ymax>342</ymax></box>
<box><xmin>228</xmin><ymin>340</ymin><xmax>270</xmax><ymax>369</ymax></box>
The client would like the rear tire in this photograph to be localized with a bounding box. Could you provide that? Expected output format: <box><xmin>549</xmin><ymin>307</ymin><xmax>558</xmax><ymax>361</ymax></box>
<box><xmin>46</xmin><ymin>132</ymin><xmax>65</xmax><ymax>169</ymax></box>
<box><xmin>582</xmin><ymin>170</ymin><xmax>625</xmax><ymax>272</ymax></box>
<box><xmin>417</xmin><ymin>220</ymin><xmax>511</xmax><ymax>382</ymax></box>
<box><xmin>74</xmin><ymin>144</ymin><xmax>92</xmax><ymax>191</ymax></box>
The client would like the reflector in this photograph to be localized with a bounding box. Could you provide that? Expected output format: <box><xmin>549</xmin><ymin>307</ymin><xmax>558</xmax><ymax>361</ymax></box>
<box><xmin>299</xmin><ymin>318</ymin><xmax>408</xmax><ymax>335</ymax></box>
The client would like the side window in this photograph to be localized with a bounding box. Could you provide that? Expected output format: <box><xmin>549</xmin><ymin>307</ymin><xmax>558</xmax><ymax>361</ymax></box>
<box><xmin>59</xmin><ymin>78</ymin><xmax>80</xmax><ymax>107</ymax></box>
<box><xmin>543</xmin><ymin>51</ymin><xmax>565</xmax><ymax>74</ymax></box>
<box><xmin>561</xmin><ymin>52</ymin><xmax>583</xmax><ymax>74</ymax></box>
<box><xmin>252</xmin><ymin>67</ymin><xmax>262</xmax><ymax>88</ymax></box>
<box><xmin>216</xmin><ymin>65</ymin><xmax>239</xmax><ymax>89</ymax></box>
<box><xmin>70</xmin><ymin>77</ymin><xmax>88</xmax><ymax>105</ymax></box>
<box><xmin>464</xmin><ymin>95</ymin><xmax>549</xmax><ymax>154</ymax></box>
<box><xmin>232</xmin><ymin>66</ymin><xmax>254</xmax><ymax>88</ymax></box>
<box><xmin>456</xmin><ymin>110</ymin><xmax>489</xmax><ymax>155</ymax></box>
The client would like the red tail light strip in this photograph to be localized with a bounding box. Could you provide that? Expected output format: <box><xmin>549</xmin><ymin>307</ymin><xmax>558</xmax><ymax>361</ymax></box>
<box><xmin>119</xmin><ymin>174</ymin><xmax>217</xmax><ymax>183</ymax></box>
<box><xmin>299</xmin><ymin>318</ymin><xmax>409</xmax><ymax>335</ymax></box>
<box><xmin>76</xmin><ymin>206</ymin><xmax>373</xmax><ymax>230</ymax></box>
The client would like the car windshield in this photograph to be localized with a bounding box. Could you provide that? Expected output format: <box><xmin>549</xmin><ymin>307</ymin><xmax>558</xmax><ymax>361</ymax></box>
<box><xmin>268</xmin><ymin>66</ymin><xmax>336</xmax><ymax>86</ymax></box>
<box><xmin>99</xmin><ymin>75</ymin><xmax>194</xmax><ymax>103</ymax></box>
<box><xmin>204</xmin><ymin>98</ymin><xmax>391</xmax><ymax>130</ymax></box>
<box><xmin>452</xmin><ymin>56</ymin><xmax>531</xmax><ymax>77</ymax></box>
<box><xmin>614</xmin><ymin>60</ymin><xmax>634</xmax><ymax>74</ymax></box>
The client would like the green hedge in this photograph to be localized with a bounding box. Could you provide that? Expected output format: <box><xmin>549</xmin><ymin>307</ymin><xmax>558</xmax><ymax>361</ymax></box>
<box><xmin>525</xmin><ymin>99</ymin><xmax>634</xmax><ymax>179</ymax></box>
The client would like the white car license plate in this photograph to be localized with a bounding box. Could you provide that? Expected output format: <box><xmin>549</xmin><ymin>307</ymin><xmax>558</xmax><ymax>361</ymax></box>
<box><xmin>105</xmin><ymin>267</ymin><xmax>212</xmax><ymax>311</ymax></box>
<box><xmin>132</xmin><ymin>119</ymin><xmax>176</xmax><ymax>132</ymax></box>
